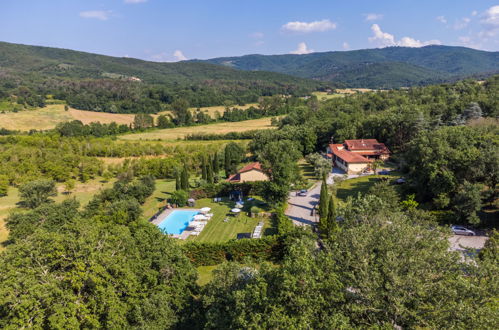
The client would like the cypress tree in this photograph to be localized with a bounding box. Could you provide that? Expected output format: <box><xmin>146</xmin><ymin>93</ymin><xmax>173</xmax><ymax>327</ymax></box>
<box><xmin>201</xmin><ymin>157</ymin><xmax>207</xmax><ymax>180</ymax></box>
<box><xmin>207</xmin><ymin>162</ymin><xmax>214</xmax><ymax>184</ymax></box>
<box><xmin>326</xmin><ymin>193</ymin><xmax>339</xmax><ymax>237</ymax></box>
<box><xmin>318</xmin><ymin>178</ymin><xmax>328</xmax><ymax>217</ymax></box>
<box><xmin>175</xmin><ymin>170</ymin><xmax>181</xmax><ymax>191</ymax></box>
<box><xmin>212</xmin><ymin>152</ymin><xmax>219</xmax><ymax>174</ymax></box>
<box><xmin>224</xmin><ymin>147</ymin><xmax>231</xmax><ymax>177</ymax></box>
<box><xmin>181</xmin><ymin>164</ymin><xmax>189</xmax><ymax>190</ymax></box>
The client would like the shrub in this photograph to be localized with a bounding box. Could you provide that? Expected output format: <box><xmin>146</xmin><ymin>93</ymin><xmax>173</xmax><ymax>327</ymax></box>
<box><xmin>170</xmin><ymin>190</ymin><xmax>188</xmax><ymax>207</ymax></box>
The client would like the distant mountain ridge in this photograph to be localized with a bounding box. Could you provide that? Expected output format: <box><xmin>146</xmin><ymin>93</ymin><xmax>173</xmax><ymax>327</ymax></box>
<box><xmin>195</xmin><ymin>45</ymin><xmax>499</xmax><ymax>88</ymax></box>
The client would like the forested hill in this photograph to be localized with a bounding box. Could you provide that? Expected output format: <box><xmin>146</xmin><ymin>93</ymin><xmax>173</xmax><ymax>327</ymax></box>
<box><xmin>196</xmin><ymin>45</ymin><xmax>499</xmax><ymax>88</ymax></box>
<box><xmin>0</xmin><ymin>41</ymin><xmax>324</xmax><ymax>113</ymax></box>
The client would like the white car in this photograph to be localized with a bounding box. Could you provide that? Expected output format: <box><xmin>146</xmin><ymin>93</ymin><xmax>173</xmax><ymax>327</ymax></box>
<box><xmin>451</xmin><ymin>225</ymin><xmax>475</xmax><ymax>236</ymax></box>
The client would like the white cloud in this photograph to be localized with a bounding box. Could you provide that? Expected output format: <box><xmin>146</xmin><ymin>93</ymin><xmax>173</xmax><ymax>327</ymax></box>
<box><xmin>368</xmin><ymin>24</ymin><xmax>441</xmax><ymax>48</ymax></box>
<box><xmin>436</xmin><ymin>16</ymin><xmax>447</xmax><ymax>24</ymax></box>
<box><xmin>173</xmin><ymin>50</ymin><xmax>187</xmax><ymax>61</ymax></box>
<box><xmin>125</xmin><ymin>0</ymin><xmax>147</xmax><ymax>3</ymax></box>
<box><xmin>249</xmin><ymin>32</ymin><xmax>264</xmax><ymax>39</ymax></box>
<box><xmin>282</xmin><ymin>19</ymin><xmax>336</xmax><ymax>33</ymax></box>
<box><xmin>471</xmin><ymin>10</ymin><xmax>478</xmax><ymax>17</ymax></box>
<box><xmin>79</xmin><ymin>10</ymin><xmax>110</xmax><ymax>21</ymax></box>
<box><xmin>453</xmin><ymin>17</ymin><xmax>471</xmax><ymax>30</ymax></box>
<box><xmin>364</xmin><ymin>13</ymin><xmax>383</xmax><ymax>21</ymax></box>
<box><xmin>342</xmin><ymin>42</ymin><xmax>350</xmax><ymax>50</ymax></box>
<box><xmin>477</xmin><ymin>5</ymin><xmax>499</xmax><ymax>39</ymax></box>
<box><xmin>290</xmin><ymin>42</ymin><xmax>314</xmax><ymax>54</ymax></box>
<box><xmin>368</xmin><ymin>24</ymin><xmax>396</xmax><ymax>46</ymax></box>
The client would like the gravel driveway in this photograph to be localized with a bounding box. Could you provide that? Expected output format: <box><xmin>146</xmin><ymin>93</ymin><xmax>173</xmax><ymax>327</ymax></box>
<box><xmin>285</xmin><ymin>182</ymin><xmax>321</xmax><ymax>226</ymax></box>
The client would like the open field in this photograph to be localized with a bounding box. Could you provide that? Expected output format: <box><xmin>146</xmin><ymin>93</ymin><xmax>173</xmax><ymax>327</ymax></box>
<box><xmin>0</xmin><ymin>104</ymin><xmax>136</xmax><ymax>130</ymax></box>
<box><xmin>119</xmin><ymin>117</ymin><xmax>275</xmax><ymax>141</ymax></box>
<box><xmin>68</xmin><ymin>108</ymin><xmax>135</xmax><ymax>125</ymax></box>
<box><xmin>312</xmin><ymin>92</ymin><xmax>344</xmax><ymax>100</ymax></box>
<box><xmin>0</xmin><ymin>103</ymin><xmax>261</xmax><ymax>131</ymax></box>
<box><xmin>157</xmin><ymin>103</ymin><xmax>258</xmax><ymax>118</ymax></box>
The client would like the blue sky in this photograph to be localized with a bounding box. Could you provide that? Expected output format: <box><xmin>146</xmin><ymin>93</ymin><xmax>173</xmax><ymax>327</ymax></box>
<box><xmin>1</xmin><ymin>1</ymin><xmax>498</xmax><ymax>61</ymax></box>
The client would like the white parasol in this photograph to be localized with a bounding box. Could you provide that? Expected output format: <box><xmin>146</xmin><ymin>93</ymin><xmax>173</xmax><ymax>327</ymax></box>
<box><xmin>231</xmin><ymin>208</ymin><xmax>241</xmax><ymax>213</ymax></box>
<box><xmin>200</xmin><ymin>207</ymin><xmax>211</xmax><ymax>213</ymax></box>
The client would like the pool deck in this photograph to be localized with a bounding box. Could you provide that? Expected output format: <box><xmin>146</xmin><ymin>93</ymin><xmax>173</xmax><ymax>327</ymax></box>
<box><xmin>150</xmin><ymin>208</ymin><xmax>200</xmax><ymax>239</ymax></box>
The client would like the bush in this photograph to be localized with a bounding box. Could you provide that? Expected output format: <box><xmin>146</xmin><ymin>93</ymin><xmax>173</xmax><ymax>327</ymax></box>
<box><xmin>170</xmin><ymin>190</ymin><xmax>188</xmax><ymax>207</ymax></box>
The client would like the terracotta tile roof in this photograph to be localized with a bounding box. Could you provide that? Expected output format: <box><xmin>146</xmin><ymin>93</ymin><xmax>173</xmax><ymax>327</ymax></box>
<box><xmin>330</xmin><ymin>144</ymin><xmax>371</xmax><ymax>163</ymax></box>
<box><xmin>227</xmin><ymin>162</ymin><xmax>264</xmax><ymax>182</ymax></box>
<box><xmin>227</xmin><ymin>173</ymin><xmax>241</xmax><ymax>183</ymax></box>
<box><xmin>344</xmin><ymin>139</ymin><xmax>390</xmax><ymax>154</ymax></box>
<box><xmin>238</xmin><ymin>162</ymin><xmax>264</xmax><ymax>173</ymax></box>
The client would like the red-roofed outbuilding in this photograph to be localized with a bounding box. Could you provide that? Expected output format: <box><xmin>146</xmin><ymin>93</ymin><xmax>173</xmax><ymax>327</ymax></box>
<box><xmin>227</xmin><ymin>162</ymin><xmax>269</xmax><ymax>183</ymax></box>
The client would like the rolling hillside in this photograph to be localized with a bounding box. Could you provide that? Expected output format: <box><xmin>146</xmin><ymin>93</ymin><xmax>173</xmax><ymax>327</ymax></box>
<box><xmin>0</xmin><ymin>41</ymin><xmax>324</xmax><ymax>113</ymax></box>
<box><xmin>197</xmin><ymin>45</ymin><xmax>499</xmax><ymax>88</ymax></box>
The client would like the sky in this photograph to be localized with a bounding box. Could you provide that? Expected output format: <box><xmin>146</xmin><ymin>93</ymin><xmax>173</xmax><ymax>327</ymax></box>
<box><xmin>1</xmin><ymin>1</ymin><xmax>498</xmax><ymax>62</ymax></box>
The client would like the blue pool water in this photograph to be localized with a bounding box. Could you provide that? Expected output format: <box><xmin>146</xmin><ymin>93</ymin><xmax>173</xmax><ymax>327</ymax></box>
<box><xmin>157</xmin><ymin>210</ymin><xmax>199</xmax><ymax>235</ymax></box>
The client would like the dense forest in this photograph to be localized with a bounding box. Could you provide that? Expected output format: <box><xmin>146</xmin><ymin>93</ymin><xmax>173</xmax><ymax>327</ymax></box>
<box><xmin>200</xmin><ymin>45</ymin><xmax>499</xmax><ymax>88</ymax></box>
<box><xmin>0</xmin><ymin>75</ymin><xmax>497</xmax><ymax>328</ymax></box>
<box><xmin>0</xmin><ymin>41</ymin><xmax>325</xmax><ymax>113</ymax></box>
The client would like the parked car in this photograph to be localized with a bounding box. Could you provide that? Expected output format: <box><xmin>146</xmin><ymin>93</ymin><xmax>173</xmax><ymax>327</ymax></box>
<box><xmin>395</xmin><ymin>178</ymin><xmax>406</xmax><ymax>184</ymax></box>
<box><xmin>451</xmin><ymin>225</ymin><xmax>475</xmax><ymax>236</ymax></box>
<box><xmin>378</xmin><ymin>170</ymin><xmax>390</xmax><ymax>175</ymax></box>
<box><xmin>298</xmin><ymin>189</ymin><xmax>308</xmax><ymax>196</ymax></box>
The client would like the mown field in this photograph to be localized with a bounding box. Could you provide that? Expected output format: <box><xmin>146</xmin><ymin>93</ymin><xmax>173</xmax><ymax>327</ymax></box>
<box><xmin>0</xmin><ymin>103</ymin><xmax>260</xmax><ymax>131</ymax></box>
<box><xmin>0</xmin><ymin>104</ymin><xmax>136</xmax><ymax>130</ymax></box>
<box><xmin>119</xmin><ymin>117</ymin><xmax>275</xmax><ymax>141</ymax></box>
<box><xmin>157</xmin><ymin>103</ymin><xmax>258</xmax><ymax>118</ymax></box>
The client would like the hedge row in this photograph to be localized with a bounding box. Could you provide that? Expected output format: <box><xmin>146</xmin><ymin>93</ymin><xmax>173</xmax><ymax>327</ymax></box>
<box><xmin>182</xmin><ymin>236</ymin><xmax>280</xmax><ymax>266</ymax></box>
<box><xmin>189</xmin><ymin>181</ymin><xmax>267</xmax><ymax>200</ymax></box>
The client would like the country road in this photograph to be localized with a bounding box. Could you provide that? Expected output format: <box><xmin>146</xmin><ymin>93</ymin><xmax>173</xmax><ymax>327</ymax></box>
<box><xmin>285</xmin><ymin>182</ymin><xmax>321</xmax><ymax>226</ymax></box>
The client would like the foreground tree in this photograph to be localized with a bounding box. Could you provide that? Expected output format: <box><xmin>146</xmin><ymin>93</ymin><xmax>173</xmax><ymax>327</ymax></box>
<box><xmin>18</xmin><ymin>179</ymin><xmax>57</xmax><ymax>209</ymax></box>
<box><xmin>258</xmin><ymin>140</ymin><xmax>301</xmax><ymax>203</ymax></box>
<box><xmin>0</xmin><ymin>221</ymin><xmax>197</xmax><ymax>329</ymax></box>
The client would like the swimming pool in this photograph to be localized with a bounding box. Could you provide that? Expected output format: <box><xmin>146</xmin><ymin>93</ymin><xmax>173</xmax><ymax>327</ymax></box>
<box><xmin>157</xmin><ymin>210</ymin><xmax>199</xmax><ymax>235</ymax></box>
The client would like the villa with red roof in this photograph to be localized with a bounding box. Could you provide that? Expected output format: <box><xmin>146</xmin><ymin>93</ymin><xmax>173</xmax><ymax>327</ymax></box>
<box><xmin>227</xmin><ymin>162</ymin><xmax>269</xmax><ymax>183</ymax></box>
<box><xmin>327</xmin><ymin>139</ymin><xmax>390</xmax><ymax>174</ymax></box>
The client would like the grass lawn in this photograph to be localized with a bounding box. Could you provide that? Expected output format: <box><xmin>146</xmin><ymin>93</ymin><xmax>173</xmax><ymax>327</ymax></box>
<box><xmin>186</xmin><ymin>197</ymin><xmax>274</xmax><ymax>243</ymax></box>
<box><xmin>142</xmin><ymin>180</ymin><xmax>176</xmax><ymax>219</ymax></box>
<box><xmin>297</xmin><ymin>159</ymin><xmax>318</xmax><ymax>189</ymax></box>
<box><xmin>196</xmin><ymin>265</ymin><xmax>219</xmax><ymax>286</ymax></box>
<box><xmin>335</xmin><ymin>173</ymin><xmax>401</xmax><ymax>203</ymax></box>
<box><xmin>119</xmin><ymin>117</ymin><xmax>275</xmax><ymax>141</ymax></box>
